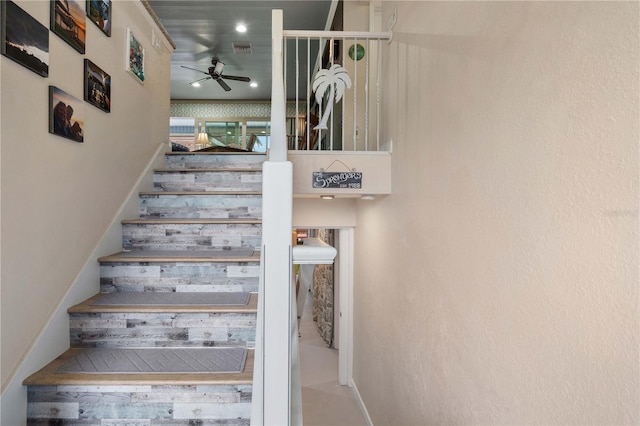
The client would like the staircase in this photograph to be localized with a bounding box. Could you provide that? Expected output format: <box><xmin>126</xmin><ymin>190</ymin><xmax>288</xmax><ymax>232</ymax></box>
<box><xmin>23</xmin><ymin>151</ymin><xmax>265</xmax><ymax>425</ymax></box>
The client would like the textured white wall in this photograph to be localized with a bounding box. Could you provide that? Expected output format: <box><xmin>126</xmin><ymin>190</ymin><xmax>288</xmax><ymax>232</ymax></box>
<box><xmin>353</xmin><ymin>2</ymin><xmax>639</xmax><ymax>424</ymax></box>
<box><xmin>0</xmin><ymin>0</ymin><xmax>172</xmax><ymax>394</ymax></box>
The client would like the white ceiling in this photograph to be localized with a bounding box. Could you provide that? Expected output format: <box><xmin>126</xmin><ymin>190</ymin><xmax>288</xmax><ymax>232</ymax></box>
<box><xmin>147</xmin><ymin>0</ymin><xmax>334</xmax><ymax>101</ymax></box>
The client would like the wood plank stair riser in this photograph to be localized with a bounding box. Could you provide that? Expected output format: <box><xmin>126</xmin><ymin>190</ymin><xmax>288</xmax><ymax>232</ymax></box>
<box><xmin>27</xmin><ymin>384</ymin><xmax>251</xmax><ymax>423</ymax></box>
<box><xmin>99</xmin><ymin>262</ymin><xmax>259</xmax><ymax>293</ymax></box>
<box><xmin>121</xmin><ymin>222</ymin><xmax>262</xmax><ymax>252</ymax></box>
<box><xmin>164</xmin><ymin>152</ymin><xmax>265</xmax><ymax>169</ymax></box>
<box><xmin>139</xmin><ymin>193</ymin><xmax>262</xmax><ymax>219</ymax></box>
<box><xmin>153</xmin><ymin>170</ymin><xmax>262</xmax><ymax>192</ymax></box>
<box><xmin>69</xmin><ymin>312</ymin><xmax>257</xmax><ymax>348</ymax></box>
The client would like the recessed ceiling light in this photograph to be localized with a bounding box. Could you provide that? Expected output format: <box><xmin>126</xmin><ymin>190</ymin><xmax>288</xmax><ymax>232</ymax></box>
<box><xmin>236</xmin><ymin>24</ymin><xmax>247</xmax><ymax>33</ymax></box>
<box><xmin>320</xmin><ymin>195</ymin><xmax>335</xmax><ymax>200</ymax></box>
<box><xmin>250</xmin><ymin>82</ymin><xmax>258</xmax><ymax>88</ymax></box>
<box><xmin>191</xmin><ymin>82</ymin><xmax>200</xmax><ymax>87</ymax></box>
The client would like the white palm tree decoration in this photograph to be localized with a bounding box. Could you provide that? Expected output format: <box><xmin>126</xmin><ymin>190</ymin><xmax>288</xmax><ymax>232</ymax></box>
<box><xmin>312</xmin><ymin>64</ymin><xmax>352</xmax><ymax>130</ymax></box>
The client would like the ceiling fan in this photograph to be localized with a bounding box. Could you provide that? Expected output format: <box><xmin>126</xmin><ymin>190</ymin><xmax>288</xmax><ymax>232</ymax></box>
<box><xmin>182</xmin><ymin>58</ymin><xmax>251</xmax><ymax>92</ymax></box>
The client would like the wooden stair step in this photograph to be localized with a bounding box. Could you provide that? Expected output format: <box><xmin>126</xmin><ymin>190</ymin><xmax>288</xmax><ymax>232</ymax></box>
<box><xmin>68</xmin><ymin>295</ymin><xmax>257</xmax><ymax>348</ymax></box>
<box><xmin>24</xmin><ymin>348</ymin><xmax>254</xmax><ymax>386</ymax></box>
<box><xmin>69</xmin><ymin>292</ymin><xmax>258</xmax><ymax>314</ymax></box>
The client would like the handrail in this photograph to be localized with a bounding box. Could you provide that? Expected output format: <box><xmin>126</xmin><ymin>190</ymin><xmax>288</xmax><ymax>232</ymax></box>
<box><xmin>284</xmin><ymin>30</ymin><xmax>391</xmax><ymax>40</ymax></box>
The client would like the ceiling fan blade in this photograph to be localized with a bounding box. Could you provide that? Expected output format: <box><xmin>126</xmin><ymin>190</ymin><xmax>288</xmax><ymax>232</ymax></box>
<box><xmin>215</xmin><ymin>78</ymin><xmax>232</xmax><ymax>92</ymax></box>
<box><xmin>181</xmin><ymin>65</ymin><xmax>209</xmax><ymax>75</ymax></box>
<box><xmin>188</xmin><ymin>76</ymin><xmax>212</xmax><ymax>85</ymax></box>
<box><xmin>221</xmin><ymin>75</ymin><xmax>251</xmax><ymax>82</ymax></box>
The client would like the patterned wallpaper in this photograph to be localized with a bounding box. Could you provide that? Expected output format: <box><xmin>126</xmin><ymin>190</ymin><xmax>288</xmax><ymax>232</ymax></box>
<box><xmin>171</xmin><ymin>101</ymin><xmax>306</xmax><ymax>118</ymax></box>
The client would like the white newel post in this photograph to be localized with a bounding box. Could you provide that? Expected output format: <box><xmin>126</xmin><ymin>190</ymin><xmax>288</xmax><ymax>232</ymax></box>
<box><xmin>252</xmin><ymin>10</ymin><xmax>299</xmax><ymax>426</ymax></box>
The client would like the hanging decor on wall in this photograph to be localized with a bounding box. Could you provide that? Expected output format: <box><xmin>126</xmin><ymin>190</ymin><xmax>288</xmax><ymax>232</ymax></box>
<box><xmin>87</xmin><ymin>0</ymin><xmax>111</xmax><ymax>37</ymax></box>
<box><xmin>312</xmin><ymin>159</ymin><xmax>362</xmax><ymax>189</ymax></box>
<box><xmin>1</xmin><ymin>1</ymin><xmax>49</xmax><ymax>77</ymax></box>
<box><xmin>50</xmin><ymin>0</ymin><xmax>86</xmax><ymax>54</ymax></box>
<box><xmin>49</xmin><ymin>86</ymin><xmax>84</xmax><ymax>143</ymax></box>
<box><xmin>126</xmin><ymin>27</ymin><xmax>145</xmax><ymax>83</ymax></box>
<box><xmin>348</xmin><ymin>43</ymin><xmax>365</xmax><ymax>61</ymax></box>
<box><xmin>312</xmin><ymin>64</ymin><xmax>352</xmax><ymax>130</ymax></box>
<box><xmin>84</xmin><ymin>59</ymin><xmax>111</xmax><ymax>112</ymax></box>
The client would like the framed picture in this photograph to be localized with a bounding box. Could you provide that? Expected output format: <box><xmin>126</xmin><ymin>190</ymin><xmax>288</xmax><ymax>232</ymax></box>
<box><xmin>126</xmin><ymin>27</ymin><xmax>145</xmax><ymax>83</ymax></box>
<box><xmin>49</xmin><ymin>86</ymin><xmax>84</xmax><ymax>143</ymax></box>
<box><xmin>87</xmin><ymin>0</ymin><xmax>111</xmax><ymax>37</ymax></box>
<box><xmin>50</xmin><ymin>0</ymin><xmax>86</xmax><ymax>54</ymax></box>
<box><xmin>1</xmin><ymin>1</ymin><xmax>49</xmax><ymax>77</ymax></box>
<box><xmin>84</xmin><ymin>59</ymin><xmax>111</xmax><ymax>112</ymax></box>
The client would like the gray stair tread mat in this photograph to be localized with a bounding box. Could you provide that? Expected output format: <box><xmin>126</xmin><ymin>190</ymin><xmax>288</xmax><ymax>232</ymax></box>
<box><xmin>91</xmin><ymin>292</ymin><xmax>251</xmax><ymax>306</ymax></box>
<box><xmin>56</xmin><ymin>347</ymin><xmax>247</xmax><ymax>374</ymax></box>
<box><xmin>118</xmin><ymin>249</ymin><xmax>254</xmax><ymax>258</ymax></box>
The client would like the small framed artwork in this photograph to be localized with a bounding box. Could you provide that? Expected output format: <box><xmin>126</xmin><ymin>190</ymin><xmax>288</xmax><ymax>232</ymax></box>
<box><xmin>49</xmin><ymin>86</ymin><xmax>84</xmax><ymax>143</ymax></box>
<box><xmin>50</xmin><ymin>0</ymin><xmax>86</xmax><ymax>54</ymax></box>
<box><xmin>1</xmin><ymin>1</ymin><xmax>49</xmax><ymax>77</ymax></box>
<box><xmin>126</xmin><ymin>27</ymin><xmax>145</xmax><ymax>83</ymax></box>
<box><xmin>87</xmin><ymin>0</ymin><xmax>111</xmax><ymax>37</ymax></box>
<box><xmin>84</xmin><ymin>59</ymin><xmax>111</xmax><ymax>112</ymax></box>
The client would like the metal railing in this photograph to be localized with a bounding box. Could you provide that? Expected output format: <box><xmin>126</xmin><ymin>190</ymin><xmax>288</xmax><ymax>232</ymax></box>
<box><xmin>284</xmin><ymin>30</ymin><xmax>391</xmax><ymax>152</ymax></box>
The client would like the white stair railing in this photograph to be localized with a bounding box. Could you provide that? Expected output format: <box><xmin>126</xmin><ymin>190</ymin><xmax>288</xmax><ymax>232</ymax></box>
<box><xmin>284</xmin><ymin>30</ymin><xmax>391</xmax><ymax>151</ymax></box>
<box><xmin>253</xmin><ymin>9</ymin><xmax>389</xmax><ymax>426</ymax></box>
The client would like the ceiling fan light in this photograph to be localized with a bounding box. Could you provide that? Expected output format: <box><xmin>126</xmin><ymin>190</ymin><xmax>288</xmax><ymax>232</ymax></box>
<box><xmin>213</xmin><ymin>61</ymin><xmax>224</xmax><ymax>75</ymax></box>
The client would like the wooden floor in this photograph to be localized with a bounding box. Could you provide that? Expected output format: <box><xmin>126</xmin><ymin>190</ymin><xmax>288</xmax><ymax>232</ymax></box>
<box><xmin>23</xmin><ymin>348</ymin><xmax>254</xmax><ymax>386</ymax></box>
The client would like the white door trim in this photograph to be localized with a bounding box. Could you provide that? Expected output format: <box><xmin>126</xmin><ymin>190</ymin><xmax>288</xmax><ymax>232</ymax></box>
<box><xmin>338</xmin><ymin>227</ymin><xmax>354</xmax><ymax>385</ymax></box>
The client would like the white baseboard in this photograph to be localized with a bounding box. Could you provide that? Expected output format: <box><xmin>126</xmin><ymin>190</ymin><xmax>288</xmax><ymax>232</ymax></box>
<box><xmin>350</xmin><ymin>379</ymin><xmax>374</xmax><ymax>426</ymax></box>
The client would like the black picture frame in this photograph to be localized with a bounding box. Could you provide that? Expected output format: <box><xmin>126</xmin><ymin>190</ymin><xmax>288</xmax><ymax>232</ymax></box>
<box><xmin>50</xmin><ymin>0</ymin><xmax>86</xmax><ymax>54</ymax></box>
<box><xmin>84</xmin><ymin>59</ymin><xmax>111</xmax><ymax>112</ymax></box>
<box><xmin>87</xmin><ymin>0</ymin><xmax>111</xmax><ymax>37</ymax></box>
<box><xmin>1</xmin><ymin>1</ymin><xmax>49</xmax><ymax>77</ymax></box>
<box><xmin>49</xmin><ymin>86</ymin><xmax>85</xmax><ymax>143</ymax></box>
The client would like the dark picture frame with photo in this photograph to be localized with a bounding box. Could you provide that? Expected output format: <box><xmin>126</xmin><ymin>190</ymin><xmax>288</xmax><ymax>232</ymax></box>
<box><xmin>50</xmin><ymin>0</ymin><xmax>86</xmax><ymax>54</ymax></box>
<box><xmin>84</xmin><ymin>59</ymin><xmax>111</xmax><ymax>112</ymax></box>
<box><xmin>87</xmin><ymin>0</ymin><xmax>111</xmax><ymax>37</ymax></box>
<box><xmin>1</xmin><ymin>1</ymin><xmax>49</xmax><ymax>77</ymax></box>
<box><xmin>49</xmin><ymin>86</ymin><xmax>85</xmax><ymax>143</ymax></box>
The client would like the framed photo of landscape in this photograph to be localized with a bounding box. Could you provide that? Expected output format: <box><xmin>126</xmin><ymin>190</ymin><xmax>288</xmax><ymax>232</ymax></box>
<box><xmin>87</xmin><ymin>0</ymin><xmax>111</xmax><ymax>37</ymax></box>
<box><xmin>126</xmin><ymin>27</ymin><xmax>145</xmax><ymax>83</ymax></box>
<box><xmin>50</xmin><ymin>0</ymin><xmax>86</xmax><ymax>54</ymax></box>
<box><xmin>84</xmin><ymin>59</ymin><xmax>111</xmax><ymax>112</ymax></box>
<box><xmin>1</xmin><ymin>1</ymin><xmax>49</xmax><ymax>77</ymax></box>
<box><xmin>49</xmin><ymin>86</ymin><xmax>84</xmax><ymax>143</ymax></box>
